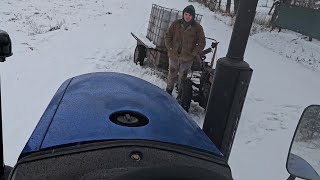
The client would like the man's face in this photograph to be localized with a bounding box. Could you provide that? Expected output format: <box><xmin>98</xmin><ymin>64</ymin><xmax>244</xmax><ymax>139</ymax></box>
<box><xmin>183</xmin><ymin>12</ymin><xmax>193</xmax><ymax>22</ymax></box>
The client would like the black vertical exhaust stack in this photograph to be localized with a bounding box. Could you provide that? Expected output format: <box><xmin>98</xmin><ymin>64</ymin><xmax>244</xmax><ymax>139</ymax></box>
<box><xmin>0</xmin><ymin>30</ymin><xmax>13</xmax><ymax>179</ymax></box>
<box><xmin>203</xmin><ymin>0</ymin><xmax>258</xmax><ymax>161</ymax></box>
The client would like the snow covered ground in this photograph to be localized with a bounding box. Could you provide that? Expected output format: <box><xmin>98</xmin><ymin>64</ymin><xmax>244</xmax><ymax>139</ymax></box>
<box><xmin>1</xmin><ymin>0</ymin><xmax>320</xmax><ymax>179</ymax></box>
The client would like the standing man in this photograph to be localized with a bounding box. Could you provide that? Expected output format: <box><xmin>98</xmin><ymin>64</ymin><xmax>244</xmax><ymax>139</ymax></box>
<box><xmin>165</xmin><ymin>5</ymin><xmax>206</xmax><ymax>109</ymax></box>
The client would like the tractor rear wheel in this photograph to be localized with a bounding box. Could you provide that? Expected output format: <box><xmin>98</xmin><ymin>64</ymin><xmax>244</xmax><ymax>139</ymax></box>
<box><xmin>134</xmin><ymin>45</ymin><xmax>146</xmax><ymax>66</ymax></box>
<box><xmin>200</xmin><ymin>82</ymin><xmax>211</xmax><ymax>109</ymax></box>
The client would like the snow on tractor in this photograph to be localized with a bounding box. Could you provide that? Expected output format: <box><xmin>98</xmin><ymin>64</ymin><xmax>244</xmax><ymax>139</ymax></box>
<box><xmin>131</xmin><ymin>4</ymin><xmax>218</xmax><ymax>111</ymax></box>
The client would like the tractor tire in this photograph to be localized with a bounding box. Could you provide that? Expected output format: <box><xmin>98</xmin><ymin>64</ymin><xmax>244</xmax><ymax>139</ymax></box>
<box><xmin>177</xmin><ymin>79</ymin><xmax>193</xmax><ymax>112</ymax></box>
<box><xmin>134</xmin><ymin>45</ymin><xmax>146</xmax><ymax>66</ymax></box>
<box><xmin>200</xmin><ymin>82</ymin><xmax>212</xmax><ymax>109</ymax></box>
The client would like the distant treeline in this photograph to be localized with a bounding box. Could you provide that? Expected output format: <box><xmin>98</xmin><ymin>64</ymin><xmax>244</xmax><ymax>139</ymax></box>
<box><xmin>192</xmin><ymin>0</ymin><xmax>319</xmax><ymax>16</ymax></box>
<box><xmin>286</xmin><ymin>0</ymin><xmax>320</xmax><ymax>9</ymax></box>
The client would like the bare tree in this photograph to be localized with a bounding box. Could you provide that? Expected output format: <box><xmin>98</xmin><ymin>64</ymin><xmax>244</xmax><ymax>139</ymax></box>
<box><xmin>234</xmin><ymin>0</ymin><xmax>240</xmax><ymax>15</ymax></box>
<box><xmin>226</xmin><ymin>0</ymin><xmax>231</xmax><ymax>14</ymax></box>
<box><xmin>208</xmin><ymin>0</ymin><xmax>218</xmax><ymax>11</ymax></box>
<box><xmin>293</xmin><ymin>0</ymin><xmax>319</xmax><ymax>8</ymax></box>
<box><xmin>265</xmin><ymin>0</ymin><xmax>269</xmax><ymax>7</ymax></box>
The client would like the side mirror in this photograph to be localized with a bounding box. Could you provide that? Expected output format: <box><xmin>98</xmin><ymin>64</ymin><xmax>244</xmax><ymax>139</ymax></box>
<box><xmin>286</xmin><ymin>105</ymin><xmax>320</xmax><ymax>180</ymax></box>
<box><xmin>0</xmin><ymin>30</ymin><xmax>13</xmax><ymax>62</ymax></box>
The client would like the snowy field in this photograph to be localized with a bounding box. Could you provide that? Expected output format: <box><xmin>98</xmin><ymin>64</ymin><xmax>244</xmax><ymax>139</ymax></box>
<box><xmin>1</xmin><ymin>0</ymin><xmax>320</xmax><ymax>179</ymax></box>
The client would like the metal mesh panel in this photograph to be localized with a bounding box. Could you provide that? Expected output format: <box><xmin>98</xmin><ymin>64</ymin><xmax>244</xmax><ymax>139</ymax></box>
<box><xmin>146</xmin><ymin>4</ymin><xmax>203</xmax><ymax>48</ymax></box>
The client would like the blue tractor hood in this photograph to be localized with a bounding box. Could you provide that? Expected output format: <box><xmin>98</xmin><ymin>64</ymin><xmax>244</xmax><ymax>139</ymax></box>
<box><xmin>20</xmin><ymin>72</ymin><xmax>222</xmax><ymax>159</ymax></box>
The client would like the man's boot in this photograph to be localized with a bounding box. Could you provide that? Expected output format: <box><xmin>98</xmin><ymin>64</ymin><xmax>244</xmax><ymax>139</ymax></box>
<box><xmin>182</xmin><ymin>104</ymin><xmax>190</xmax><ymax>112</ymax></box>
<box><xmin>178</xmin><ymin>101</ymin><xmax>190</xmax><ymax>112</ymax></box>
<box><xmin>165</xmin><ymin>88</ymin><xmax>173</xmax><ymax>96</ymax></box>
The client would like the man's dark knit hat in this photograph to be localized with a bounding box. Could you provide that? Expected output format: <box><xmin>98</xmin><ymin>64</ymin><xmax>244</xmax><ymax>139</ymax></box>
<box><xmin>183</xmin><ymin>5</ymin><xmax>195</xmax><ymax>17</ymax></box>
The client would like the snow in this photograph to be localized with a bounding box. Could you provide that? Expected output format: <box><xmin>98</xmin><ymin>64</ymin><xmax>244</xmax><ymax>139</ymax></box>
<box><xmin>1</xmin><ymin>0</ymin><xmax>320</xmax><ymax>179</ymax></box>
<box><xmin>131</xmin><ymin>32</ymin><xmax>156</xmax><ymax>49</ymax></box>
<box><xmin>292</xmin><ymin>140</ymin><xmax>320</xmax><ymax>174</ymax></box>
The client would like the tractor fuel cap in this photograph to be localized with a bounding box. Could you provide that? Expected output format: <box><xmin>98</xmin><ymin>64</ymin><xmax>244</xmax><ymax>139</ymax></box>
<box><xmin>110</xmin><ymin>111</ymin><xmax>149</xmax><ymax>127</ymax></box>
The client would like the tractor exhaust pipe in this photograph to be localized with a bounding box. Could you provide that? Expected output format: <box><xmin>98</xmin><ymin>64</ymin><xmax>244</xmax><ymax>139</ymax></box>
<box><xmin>203</xmin><ymin>0</ymin><xmax>258</xmax><ymax>161</ymax></box>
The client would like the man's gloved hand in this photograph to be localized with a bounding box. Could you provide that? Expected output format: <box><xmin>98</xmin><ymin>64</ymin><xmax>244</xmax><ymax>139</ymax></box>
<box><xmin>191</xmin><ymin>52</ymin><xmax>202</xmax><ymax>69</ymax></box>
<box><xmin>192</xmin><ymin>51</ymin><xmax>202</xmax><ymax>63</ymax></box>
<box><xmin>195</xmin><ymin>55</ymin><xmax>202</xmax><ymax>67</ymax></box>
